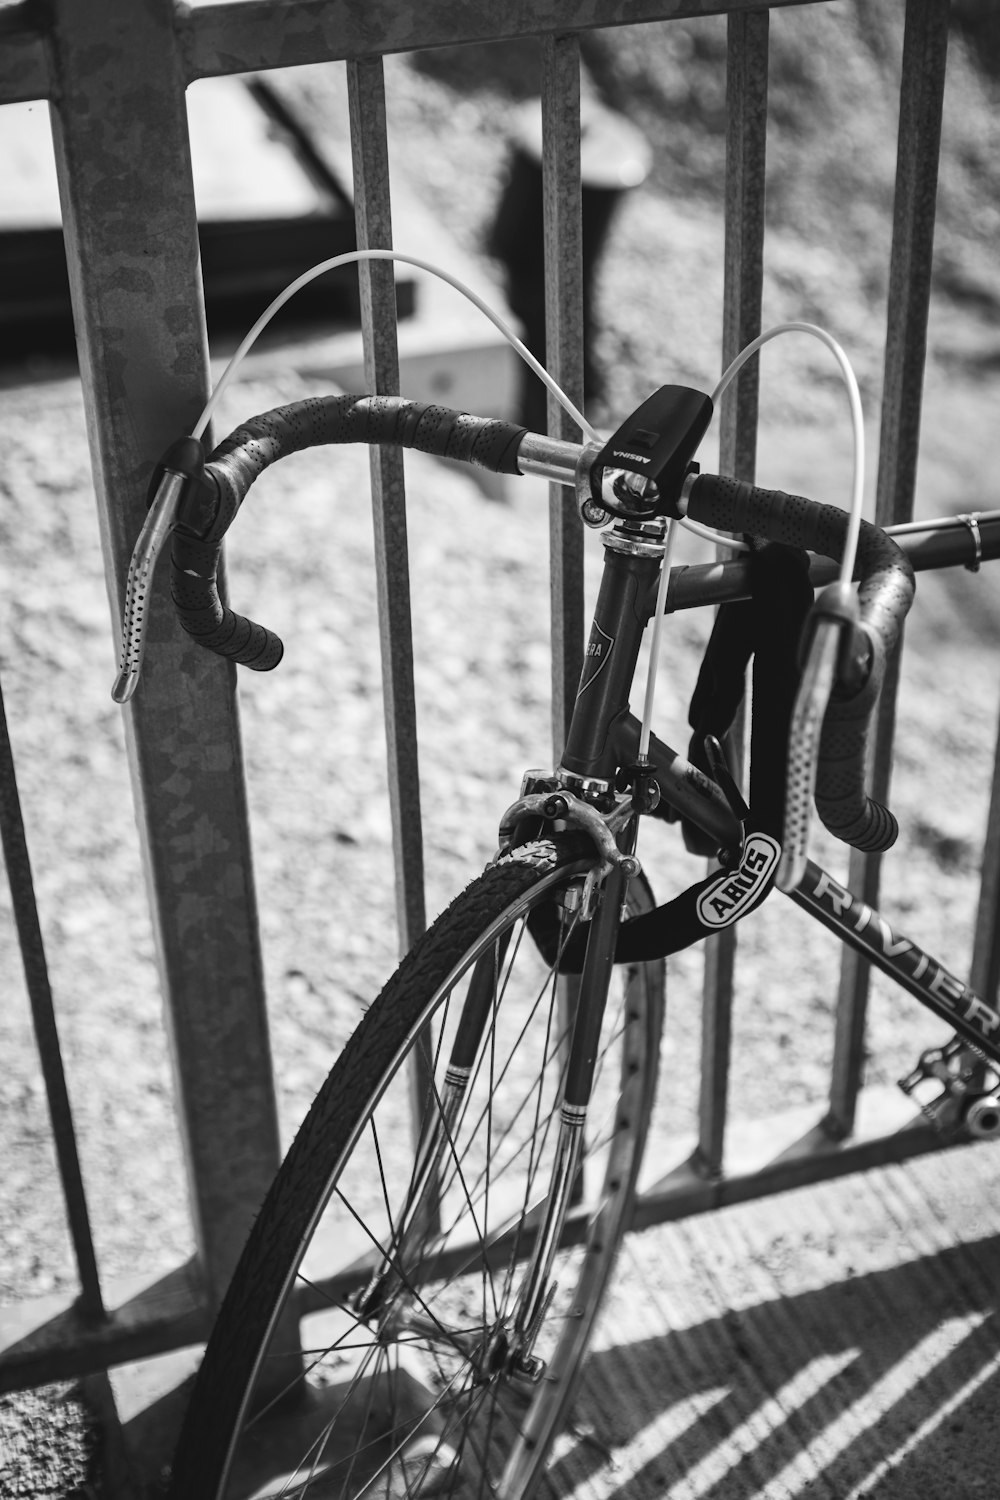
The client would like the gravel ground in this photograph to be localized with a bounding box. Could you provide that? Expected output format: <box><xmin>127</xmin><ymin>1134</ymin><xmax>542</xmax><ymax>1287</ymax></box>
<box><xmin>0</xmin><ymin>1384</ymin><xmax>99</xmax><ymax>1498</ymax></box>
<box><xmin>3</xmin><ymin>10</ymin><xmax>1000</xmax><ymax>1495</ymax></box>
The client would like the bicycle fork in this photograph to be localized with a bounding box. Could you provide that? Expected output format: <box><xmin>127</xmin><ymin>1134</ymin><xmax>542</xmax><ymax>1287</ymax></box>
<box><xmin>350</xmin><ymin>925</ymin><xmax>523</xmax><ymax>1327</ymax></box>
<box><xmin>506</xmin><ymin>862</ymin><xmax>628</xmax><ymax>1372</ymax></box>
<box><xmin>353</xmin><ymin>862</ymin><xmax>629</xmax><ymax>1384</ymax></box>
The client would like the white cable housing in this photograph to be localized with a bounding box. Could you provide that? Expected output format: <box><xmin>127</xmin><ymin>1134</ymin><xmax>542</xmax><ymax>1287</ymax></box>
<box><xmin>193</xmin><ymin>247</ymin><xmax>752</xmax><ymax>553</ymax></box>
<box><xmin>712</xmin><ymin>322</ymin><xmax>866</xmax><ymax>586</ymax></box>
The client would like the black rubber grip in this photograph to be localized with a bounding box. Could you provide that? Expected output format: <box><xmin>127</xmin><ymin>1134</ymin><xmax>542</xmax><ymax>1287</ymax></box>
<box><xmin>687</xmin><ymin>474</ymin><xmax>915</xmax><ymax>852</ymax></box>
<box><xmin>170</xmin><ymin>531</ymin><xmax>284</xmax><ymax>671</ymax></box>
<box><xmin>172</xmin><ymin>395</ymin><xmax>527</xmax><ymax>670</ymax></box>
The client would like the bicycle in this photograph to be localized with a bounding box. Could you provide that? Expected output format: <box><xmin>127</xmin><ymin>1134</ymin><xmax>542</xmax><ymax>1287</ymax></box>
<box><xmin>111</xmin><ymin>259</ymin><xmax>1000</xmax><ymax>1497</ymax></box>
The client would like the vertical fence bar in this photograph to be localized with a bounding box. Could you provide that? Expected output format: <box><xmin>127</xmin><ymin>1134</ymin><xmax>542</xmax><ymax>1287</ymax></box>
<box><xmin>46</xmin><ymin>0</ymin><xmax>283</xmax><ymax>1310</ymax></box>
<box><xmin>541</xmin><ymin>38</ymin><xmax>587</xmax><ymax>1191</ymax></box>
<box><xmin>347</xmin><ymin>56</ymin><xmax>426</xmax><ymax>958</ymax></box>
<box><xmin>826</xmin><ymin>0</ymin><xmax>950</xmax><ymax>1138</ymax></box>
<box><xmin>717</xmin><ymin>10</ymin><xmax>769</xmax><ymax>486</ymax></box>
<box><xmin>542</xmin><ymin>34</ymin><xmax>586</xmax><ymax>753</ymax></box>
<box><xmin>696</xmin><ymin>8</ymin><xmax>769</xmax><ymax>1178</ymax></box>
<box><xmin>971</xmin><ymin>703</ymin><xmax>1000</xmax><ymax>1005</ymax></box>
<box><xmin>0</xmin><ymin>683</ymin><xmax>104</xmax><ymax>1321</ymax></box>
<box><xmin>346</xmin><ymin>58</ymin><xmax>434</xmax><ymax>1177</ymax></box>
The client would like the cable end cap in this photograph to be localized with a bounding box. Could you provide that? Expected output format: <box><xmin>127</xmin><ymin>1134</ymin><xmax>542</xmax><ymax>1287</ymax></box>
<box><xmin>111</xmin><ymin>669</ymin><xmax>139</xmax><ymax>705</ymax></box>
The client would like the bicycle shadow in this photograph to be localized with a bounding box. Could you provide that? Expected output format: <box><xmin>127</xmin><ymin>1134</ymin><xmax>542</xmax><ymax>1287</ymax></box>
<box><xmin>553</xmin><ymin>1233</ymin><xmax>1000</xmax><ymax>1500</ymax></box>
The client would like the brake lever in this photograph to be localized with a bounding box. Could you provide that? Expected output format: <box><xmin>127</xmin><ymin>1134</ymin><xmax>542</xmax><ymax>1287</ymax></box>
<box><xmin>775</xmin><ymin>614</ymin><xmax>841</xmax><ymax>893</ymax></box>
<box><xmin>111</xmin><ymin>472</ymin><xmax>185</xmax><ymax>703</ymax></box>
<box><xmin>112</xmin><ymin>437</ymin><xmax>214</xmax><ymax>704</ymax></box>
<box><xmin>777</xmin><ymin>579</ymin><xmax>866</xmax><ymax>893</ymax></box>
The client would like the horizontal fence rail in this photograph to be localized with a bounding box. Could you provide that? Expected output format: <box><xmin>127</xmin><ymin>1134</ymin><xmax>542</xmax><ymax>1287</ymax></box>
<box><xmin>2</xmin><ymin>0</ymin><xmax>998</xmax><ymax>1435</ymax></box>
<box><xmin>0</xmin><ymin>0</ymin><xmax>831</xmax><ymax>105</ymax></box>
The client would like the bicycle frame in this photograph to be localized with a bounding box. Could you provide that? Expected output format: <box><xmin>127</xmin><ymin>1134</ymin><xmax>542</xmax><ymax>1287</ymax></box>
<box><xmin>526</xmin><ymin>507</ymin><xmax>1000</xmax><ymax>1167</ymax></box>
<box><xmin>348</xmin><ymin>505</ymin><xmax>695</xmax><ymax>1362</ymax></box>
<box><xmin>792</xmin><ymin>861</ymin><xmax>1000</xmax><ymax>1066</ymax></box>
<box><xmin>491</xmin><ymin>518</ymin><xmax>718</xmax><ymax>1355</ymax></box>
<box><xmin>556</xmin><ymin>519</ymin><xmax>740</xmax><ymax>842</ymax></box>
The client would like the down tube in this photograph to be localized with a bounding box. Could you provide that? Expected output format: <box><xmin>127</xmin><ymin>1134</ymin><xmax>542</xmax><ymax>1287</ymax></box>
<box><xmin>791</xmin><ymin>860</ymin><xmax>1000</xmax><ymax>1065</ymax></box>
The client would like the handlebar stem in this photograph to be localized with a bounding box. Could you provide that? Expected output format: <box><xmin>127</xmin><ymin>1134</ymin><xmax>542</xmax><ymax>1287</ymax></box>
<box><xmin>515</xmin><ymin>432</ymin><xmax>581</xmax><ymax>485</ymax></box>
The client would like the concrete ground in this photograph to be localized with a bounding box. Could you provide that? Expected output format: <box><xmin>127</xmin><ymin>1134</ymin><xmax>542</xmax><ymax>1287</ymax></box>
<box><xmin>94</xmin><ymin>1134</ymin><xmax>1000</xmax><ymax>1499</ymax></box>
<box><xmin>556</xmin><ymin>1143</ymin><xmax>1000</xmax><ymax>1500</ymax></box>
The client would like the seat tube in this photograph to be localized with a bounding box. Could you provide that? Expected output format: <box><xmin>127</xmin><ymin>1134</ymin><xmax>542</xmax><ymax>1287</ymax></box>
<box><xmin>560</xmin><ymin>521</ymin><xmax>664</xmax><ymax>784</ymax></box>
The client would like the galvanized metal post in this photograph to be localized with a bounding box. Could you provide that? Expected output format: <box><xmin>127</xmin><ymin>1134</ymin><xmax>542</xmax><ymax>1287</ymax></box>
<box><xmin>346</xmin><ymin>57</ymin><xmax>433</xmax><ymax>1176</ymax></box>
<box><xmin>0</xmin><ymin>684</ymin><xmax>104</xmax><ymax>1321</ymax></box>
<box><xmin>540</xmin><ymin>37</ymin><xmax>589</xmax><ymax>1189</ymax></box>
<box><xmin>346</xmin><ymin>56</ymin><xmax>426</xmax><ymax>958</ymax></box>
<box><xmin>696</xmin><ymin>8</ymin><xmax>769</xmax><ymax>1179</ymax></box>
<box><xmin>826</xmin><ymin>0</ymin><xmax>950</xmax><ymax>1139</ymax></box>
<box><xmin>542</xmin><ymin>34</ymin><xmax>586</xmax><ymax>753</ymax></box>
<box><xmin>971</xmin><ymin>702</ymin><xmax>1000</xmax><ymax>1006</ymax></box>
<box><xmin>718</xmin><ymin>10</ymin><xmax>768</xmax><ymax>488</ymax></box>
<box><xmin>45</xmin><ymin>0</ymin><xmax>283</xmax><ymax>1308</ymax></box>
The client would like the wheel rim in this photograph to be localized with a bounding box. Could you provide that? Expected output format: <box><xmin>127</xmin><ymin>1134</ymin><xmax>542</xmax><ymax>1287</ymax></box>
<box><xmin>216</xmin><ymin>859</ymin><xmax>659</xmax><ymax>1500</ymax></box>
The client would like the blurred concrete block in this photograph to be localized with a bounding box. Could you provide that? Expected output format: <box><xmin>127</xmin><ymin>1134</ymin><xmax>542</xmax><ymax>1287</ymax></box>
<box><xmin>0</xmin><ymin>78</ymin><xmax>402</xmax><ymax>357</ymax></box>
<box><xmin>267</xmin><ymin>95</ymin><xmax>521</xmax><ymax>430</ymax></box>
<box><xmin>0</xmin><ymin>73</ymin><xmax>514</xmax><ymax>434</ymax></box>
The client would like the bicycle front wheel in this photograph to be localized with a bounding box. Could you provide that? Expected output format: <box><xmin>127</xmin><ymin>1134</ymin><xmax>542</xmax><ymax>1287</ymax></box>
<box><xmin>169</xmin><ymin>834</ymin><xmax>664</xmax><ymax>1500</ymax></box>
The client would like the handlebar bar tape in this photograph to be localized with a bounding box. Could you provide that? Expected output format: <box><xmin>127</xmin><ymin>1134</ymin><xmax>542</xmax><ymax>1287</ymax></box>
<box><xmin>686</xmin><ymin>474</ymin><xmax>915</xmax><ymax>853</ymax></box>
<box><xmin>170</xmin><ymin>396</ymin><xmax>528</xmax><ymax>669</ymax></box>
<box><xmin>170</xmin><ymin>530</ymin><xmax>285</xmax><ymax>671</ymax></box>
<box><xmin>209</xmin><ymin>395</ymin><xmax>527</xmax><ymax>509</ymax></box>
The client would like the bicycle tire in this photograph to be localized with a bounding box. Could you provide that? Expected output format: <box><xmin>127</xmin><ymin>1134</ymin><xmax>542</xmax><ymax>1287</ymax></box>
<box><xmin>168</xmin><ymin>835</ymin><xmax>664</xmax><ymax>1500</ymax></box>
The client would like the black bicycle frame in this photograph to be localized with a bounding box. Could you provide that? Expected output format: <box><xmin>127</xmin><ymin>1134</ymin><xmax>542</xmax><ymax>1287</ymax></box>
<box><xmin>548</xmin><ymin>521</ymin><xmax>734</xmax><ymax>1121</ymax></box>
<box><xmin>554</xmin><ymin>517</ymin><xmax>1000</xmax><ymax>1087</ymax></box>
<box><xmin>433</xmin><ymin>514</ymin><xmax>997</xmax><ymax>1340</ymax></box>
<box><xmin>792</xmin><ymin>860</ymin><xmax>1000</xmax><ymax>1066</ymax></box>
<box><xmin>559</xmin><ymin>523</ymin><xmax>741</xmax><ymax>850</ymax></box>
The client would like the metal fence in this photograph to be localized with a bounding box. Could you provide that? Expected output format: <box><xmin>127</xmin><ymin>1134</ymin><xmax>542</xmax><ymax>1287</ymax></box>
<box><xmin>1</xmin><ymin>0</ymin><xmax>998</xmax><ymax>1415</ymax></box>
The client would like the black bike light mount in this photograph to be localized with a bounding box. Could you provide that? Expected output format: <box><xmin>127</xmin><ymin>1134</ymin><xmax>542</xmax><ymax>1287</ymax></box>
<box><xmin>589</xmin><ymin>385</ymin><xmax>714</xmax><ymax>522</ymax></box>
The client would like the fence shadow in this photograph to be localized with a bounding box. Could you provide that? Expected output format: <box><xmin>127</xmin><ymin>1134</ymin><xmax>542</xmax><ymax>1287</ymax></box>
<box><xmin>120</xmin><ymin>1232</ymin><xmax>1000</xmax><ymax>1498</ymax></box>
<box><xmin>554</xmin><ymin>1234</ymin><xmax>1000</xmax><ymax>1499</ymax></box>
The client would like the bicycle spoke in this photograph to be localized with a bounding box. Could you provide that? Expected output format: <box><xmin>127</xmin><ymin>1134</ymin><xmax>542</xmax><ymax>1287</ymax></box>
<box><xmin>370</xmin><ymin>1113</ymin><xmax>399</xmax><ymax>1246</ymax></box>
<box><xmin>402</xmin><ymin>947</ymin><xmax>580</xmax><ymax>1320</ymax></box>
<box><xmin>432</xmin><ymin>990</ymin><xmax>570</xmax><ymax>1241</ymax></box>
<box><xmin>328</xmin><ymin>1189</ymin><xmax>473</xmax><ymax>1360</ymax></box>
<box><xmin>432</xmin><ymin>1376</ymin><xmax>508</xmax><ymax>1500</ymax></box>
<box><xmin>168</xmin><ymin>847</ymin><xmax>660</xmax><ymax>1500</ymax></box>
<box><xmin>482</xmin><ymin>952</ymin><xmax>500</xmax><ymax>1327</ymax></box>
<box><xmin>503</xmin><ymin>943</ymin><xmax>567</xmax><ymax>1310</ymax></box>
<box><xmin>449</xmin><ymin>909</ymin><xmax>580</xmax><ymax>1161</ymax></box>
<box><xmin>350</xmin><ymin>1364</ymin><xmax>473</xmax><ymax>1500</ymax></box>
<box><xmin>429</xmin><ymin>1008</ymin><xmax>573</xmax><ymax>1305</ymax></box>
<box><xmin>335</xmin><ymin>1340</ymin><xmax>396</xmax><ymax>1500</ymax></box>
<box><xmin>242</xmin><ymin>1317</ymin><xmax>382</xmax><ymax>1437</ymax></box>
<box><xmin>261</xmin><ymin>1337</ymin><xmax>388</xmax><ymax>1491</ymax></box>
